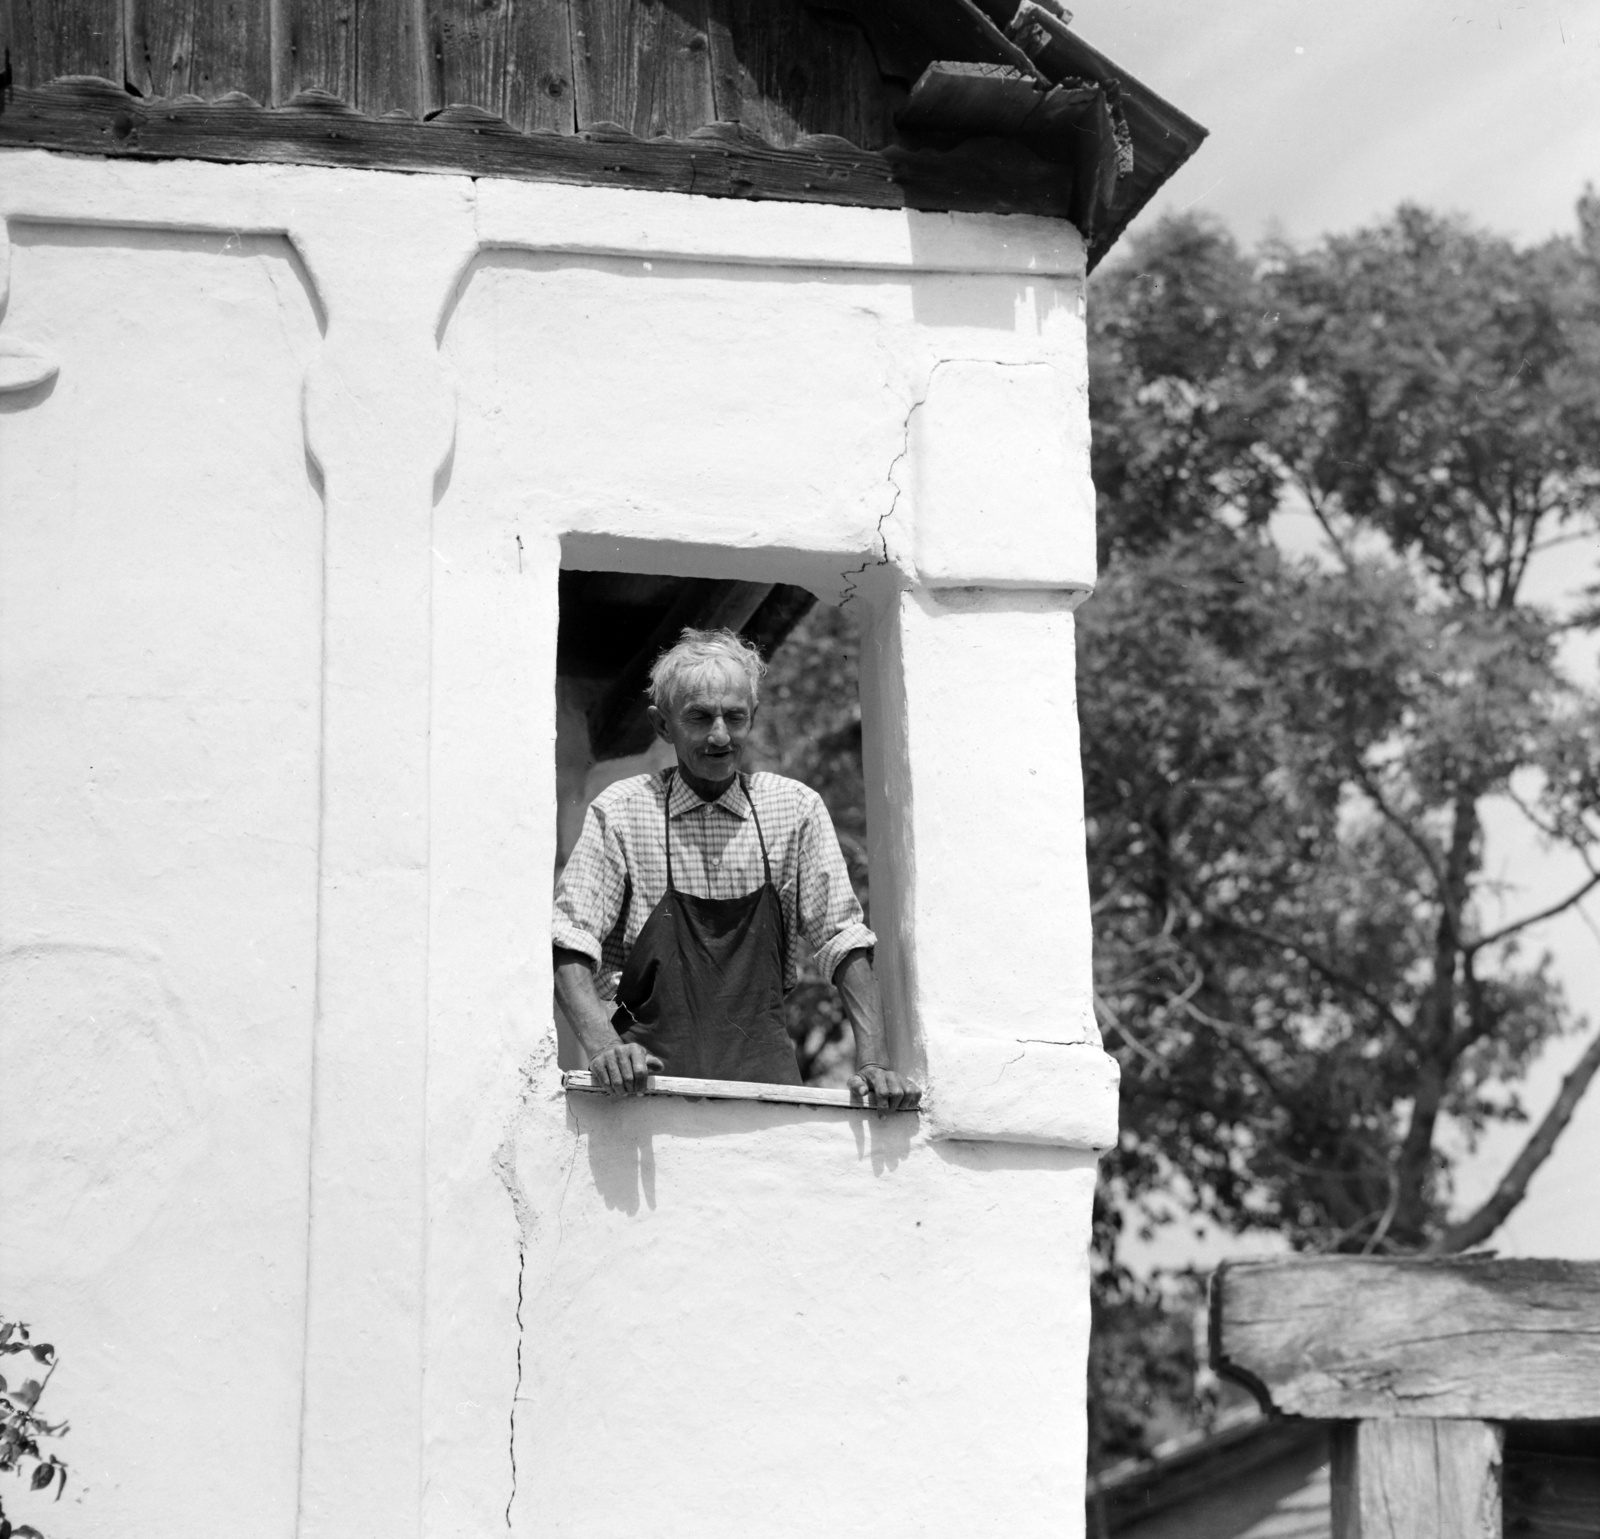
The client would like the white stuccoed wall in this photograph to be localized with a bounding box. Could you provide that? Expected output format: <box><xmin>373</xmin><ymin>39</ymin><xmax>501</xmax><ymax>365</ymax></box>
<box><xmin>0</xmin><ymin>150</ymin><xmax>1116</xmax><ymax>1539</ymax></box>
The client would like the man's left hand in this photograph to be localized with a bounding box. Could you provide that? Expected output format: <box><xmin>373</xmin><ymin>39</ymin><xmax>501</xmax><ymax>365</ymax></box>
<box><xmin>849</xmin><ymin>1063</ymin><xmax>921</xmax><ymax>1112</ymax></box>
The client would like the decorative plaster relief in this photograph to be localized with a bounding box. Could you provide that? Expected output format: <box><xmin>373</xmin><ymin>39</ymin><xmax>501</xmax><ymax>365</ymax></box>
<box><xmin>921</xmin><ymin>1039</ymin><xmax>1119</xmax><ymax>1148</ymax></box>
<box><xmin>911</xmin><ymin>357</ymin><xmax>1096</xmax><ymax>589</ymax></box>
<box><xmin>0</xmin><ymin>215</ymin><xmax>328</xmax><ymax>1539</ymax></box>
<box><xmin>0</xmin><ymin>335</ymin><xmax>58</xmax><ymax>392</ymax></box>
<box><xmin>440</xmin><ymin>249</ymin><xmax>916</xmax><ymax>599</ymax></box>
<box><xmin>0</xmin><ymin>225</ymin><xmax>59</xmax><ymax>395</ymax></box>
<box><xmin>0</xmin><ymin>154</ymin><xmax>1111</xmax><ymax>1539</ymax></box>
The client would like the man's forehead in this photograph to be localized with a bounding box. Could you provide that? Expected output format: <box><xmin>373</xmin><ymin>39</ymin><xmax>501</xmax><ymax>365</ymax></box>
<box><xmin>675</xmin><ymin>671</ymin><xmax>755</xmax><ymax>712</ymax></box>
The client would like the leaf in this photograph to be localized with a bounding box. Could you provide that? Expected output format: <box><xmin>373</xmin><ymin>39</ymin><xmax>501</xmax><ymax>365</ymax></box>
<box><xmin>26</xmin><ymin>1349</ymin><xmax>51</xmax><ymax>1367</ymax></box>
<box><xmin>29</xmin><ymin>1465</ymin><xmax>51</xmax><ymax>1491</ymax></box>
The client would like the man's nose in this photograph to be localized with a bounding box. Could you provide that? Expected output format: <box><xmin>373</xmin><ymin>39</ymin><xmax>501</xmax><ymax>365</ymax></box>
<box><xmin>707</xmin><ymin>715</ymin><xmax>731</xmax><ymax>745</ymax></box>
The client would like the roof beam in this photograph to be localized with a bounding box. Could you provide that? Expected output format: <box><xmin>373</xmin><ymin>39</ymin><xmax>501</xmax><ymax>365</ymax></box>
<box><xmin>1212</xmin><ymin>1257</ymin><xmax>1600</xmax><ymax>1421</ymax></box>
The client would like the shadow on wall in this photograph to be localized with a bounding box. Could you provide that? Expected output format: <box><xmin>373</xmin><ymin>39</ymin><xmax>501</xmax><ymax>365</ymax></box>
<box><xmin>438</xmin><ymin>248</ymin><xmax>1073</xmax><ymax>368</ymax></box>
<box><xmin>569</xmin><ymin>1094</ymin><xmax>916</xmax><ymax>1215</ymax></box>
<box><xmin>7</xmin><ymin>222</ymin><xmax>328</xmax><ymax>334</ymax></box>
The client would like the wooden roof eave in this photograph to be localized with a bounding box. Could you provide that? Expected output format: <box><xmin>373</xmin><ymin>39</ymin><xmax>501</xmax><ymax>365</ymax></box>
<box><xmin>998</xmin><ymin>0</ymin><xmax>1209</xmax><ymax>266</ymax></box>
<box><xmin>0</xmin><ymin>0</ymin><xmax>1204</xmax><ymax>261</ymax></box>
<box><xmin>839</xmin><ymin>0</ymin><xmax>1207</xmax><ymax>264</ymax></box>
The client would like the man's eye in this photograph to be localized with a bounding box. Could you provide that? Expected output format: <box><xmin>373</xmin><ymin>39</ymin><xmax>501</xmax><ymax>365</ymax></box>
<box><xmin>725</xmin><ymin>713</ymin><xmax>749</xmax><ymax>726</ymax></box>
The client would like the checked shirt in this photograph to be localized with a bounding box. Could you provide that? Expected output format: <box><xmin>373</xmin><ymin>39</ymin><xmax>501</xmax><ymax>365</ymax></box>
<box><xmin>553</xmin><ymin>769</ymin><xmax>876</xmax><ymax>1001</ymax></box>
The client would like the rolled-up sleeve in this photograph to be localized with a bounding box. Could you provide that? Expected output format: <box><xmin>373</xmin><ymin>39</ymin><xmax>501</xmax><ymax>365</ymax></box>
<box><xmin>553</xmin><ymin>802</ymin><xmax>627</xmax><ymax>970</ymax></box>
<box><xmin>798</xmin><ymin>796</ymin><xmax>876</xmax><ymax>983</ymax></box>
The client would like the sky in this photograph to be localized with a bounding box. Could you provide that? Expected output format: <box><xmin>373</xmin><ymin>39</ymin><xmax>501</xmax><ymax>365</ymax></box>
<box><xmin>1083</xmin><ymin>0</ymin><xmax>1600</xmax><ymax>249</ymax></box>
<box><xmin>1079</xmin><ymin>0</ymin><xmax>1600</xmax><ymax>1266</ymax></box>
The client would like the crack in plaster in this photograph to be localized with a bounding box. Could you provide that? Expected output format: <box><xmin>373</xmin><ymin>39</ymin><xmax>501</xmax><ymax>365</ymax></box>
<box><xmin>841</xmin><ymin>356</ymin><xmax>1049</xmax><ymax>605</ymax></box>
<box><xmin>505</xmin><ymin>1240</ymin><xmax>525</xmax><ymax>1529</ymax></box>
<box><xmin>491</xmin><ymin>1063</ymin><xmax>548</xmax><ymax>1531</ymax></box>
<box><xmin>494</xmin><ymin>1099</ymin><xmax>584</xmax><ymax>1530</ymax></box>
<box><xmin>840</xmin><ymin>360</ymin><xmax>936</xmax><ymax>606</ymax></box>
<box><xmin>993</xmin><ymin>1046</ymin><xmax>1028</xmax><ymax>1084</ymax></box>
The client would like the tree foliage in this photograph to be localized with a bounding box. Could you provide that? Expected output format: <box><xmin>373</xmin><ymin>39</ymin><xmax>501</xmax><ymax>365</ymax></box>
<box><xmin>0</xmin><ymin>1320</ymin><xmax>67</xmax><ymax>1539</ymax></box>
<box><xmin>749</xmin><ymin>600</ymin><xmax>868</xmax><ymax>1084</ymax></box>
<box><xmin>1082</xmin><ymin>197</ymin><xmax>1600</xmax><ymax>1466</ymax></box>
<box><xmin>748</xmin><ymin>198</ymin><xmax>1600</xmax><ymax>1468</ymax></box>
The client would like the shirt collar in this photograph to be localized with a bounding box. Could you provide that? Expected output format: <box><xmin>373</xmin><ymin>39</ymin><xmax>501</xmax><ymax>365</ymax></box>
<box><xmin>666</xmin><ymin>769</ymin><xmax>751</xmax><ymax>820</ymax></box>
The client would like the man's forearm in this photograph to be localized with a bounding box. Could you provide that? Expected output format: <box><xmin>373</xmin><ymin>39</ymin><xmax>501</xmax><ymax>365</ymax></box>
<box><xmin>834</xmin><ymin>948</ymin><xmax>920</xmax><ymax>1110</ymax></box>
<box><xmin>554</xmin><ymin>947</ymin><xmax>624</xmax><ymax>1059</ymax></box>
<box><xmin>832</xmin><ymin>949</ymin><xmax>888</xmax><ymax>1064</ymax></box>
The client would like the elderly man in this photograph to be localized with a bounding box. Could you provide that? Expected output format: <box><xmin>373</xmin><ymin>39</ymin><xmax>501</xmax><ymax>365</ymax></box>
<box><xmin>554</xmin><ymin>627</ymin><xmax>919</xmax><ymax>1110</ymax></box>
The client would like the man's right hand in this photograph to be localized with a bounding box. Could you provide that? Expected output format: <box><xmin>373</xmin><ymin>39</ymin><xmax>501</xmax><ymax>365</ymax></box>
<box><xmin>588</xmin><ymin>1040</ymin><xmax>665</xmax><ymax>1097</ymax></box>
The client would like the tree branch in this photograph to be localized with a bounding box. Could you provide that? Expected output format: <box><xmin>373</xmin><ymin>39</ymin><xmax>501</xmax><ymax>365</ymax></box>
<box><xmin>1093</xmin><ymin>990</ymin><xmax>1167</xmax><ymax>1073</ymax></box>
<box><xmin>1209</xmin><ymin>912</ymin><xmax>1416</xmax><ymax>1043</ymax></box>
<box><xmin>1293</xmin><ymin>475</ymin><xmax>1357</xmax><ymax>571</ymax></box>
<box><xmin>1349</xmin><ymin>759</ymin><xmax>1447</xmax><ymax>892</ymax></box>
<box><xmin>1176</xmin><ymin>996</ymin><xmax>1296</xmax><ymax>1107</ymax></box>
<box><xmin>1430</xmin><ymin>1024</ymin><xmax>1600</xmax><ymax>1254</ymax></box>
<box><xmin>1468</xmin><ymin>868</ymin><xmax>1600</xmax><ymax>954</ymax></box>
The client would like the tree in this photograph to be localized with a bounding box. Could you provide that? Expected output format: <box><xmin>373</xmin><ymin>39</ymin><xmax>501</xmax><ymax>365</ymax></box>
<box><xmin>0</xmin><ymin>1319</ymin><xmax>67</xmax><ymax>1539</ymax></box>
<box><xmin>748</xmin><ymin>599</ymin><xmax>868</xmax><ymax>1084</ymax></box>
<box><xmin>1081</xmin><ymin>199</ymin><xmax>1600</xmax><ymax>1462</ymax></box>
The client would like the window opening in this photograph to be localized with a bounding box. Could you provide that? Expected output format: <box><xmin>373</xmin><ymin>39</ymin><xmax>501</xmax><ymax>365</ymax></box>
<box><xmin>553</xmin><ymin>567</ymin><xmax>913</xmax><ymax>1109</ymax></box>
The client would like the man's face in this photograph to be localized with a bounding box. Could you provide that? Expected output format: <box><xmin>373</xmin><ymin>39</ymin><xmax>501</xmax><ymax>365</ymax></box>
<box><xmin>650</xmin><ymin>671</ymin><xmax>756</xmax><ymax>787</ymax></box>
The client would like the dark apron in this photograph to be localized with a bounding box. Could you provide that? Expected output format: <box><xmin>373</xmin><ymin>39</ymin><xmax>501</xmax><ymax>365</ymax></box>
<box><xmin>611</xmin><ymin>771</ymin><xmax>801</xmax><ymax>1085</ymax></box>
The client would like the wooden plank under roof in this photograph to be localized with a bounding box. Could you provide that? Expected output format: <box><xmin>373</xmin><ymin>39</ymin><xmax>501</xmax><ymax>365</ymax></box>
<box><xmin>569</xmin><ymin>0</ymin><xmax>716</xmax><ymax>140</ymax></box>
<box><xmin>7</xmin><ymin>0</ymin><xmax>121</xmax><ymax>84</ymax></box>
<box><xmin>124</xmin><ymin>0</ymin><xmax>273</xmax><ymax>102</ymax></box>
<box><xmin>0</xmin><ymin>0</ymin><xmax>1205</xmax><ymax>260</ymax></box>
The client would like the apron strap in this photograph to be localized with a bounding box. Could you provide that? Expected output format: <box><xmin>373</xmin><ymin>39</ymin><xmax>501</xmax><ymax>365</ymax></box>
<box><xmin>743</xmin><ymin>773</ymin><xmax>775</xmax><ymax>888</ymax></box>
<box><xmin>663</xmin><ymin>768</ymin><xmax>676</xmax><ymax>893</ymax></box>
<box><xmin>743</xmin><ymin>774</ymin><xmax>790</xmax><ymax>970</ymax></box>
<box><xmin>662</xmin><ymin>770</ymin><xmax>785</xmax><ymax>959</ymax></box>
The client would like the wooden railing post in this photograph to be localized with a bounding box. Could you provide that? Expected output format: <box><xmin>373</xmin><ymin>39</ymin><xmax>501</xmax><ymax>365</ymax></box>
<box><xmin>1330</xmin><ymin>1420</ymin><xmax>1502</xmax><ymax>1539</ymax></box>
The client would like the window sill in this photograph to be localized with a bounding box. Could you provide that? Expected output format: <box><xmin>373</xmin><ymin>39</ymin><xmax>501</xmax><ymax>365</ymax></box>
<box><xmin>562</xmin><ymin>1070</ymin><xmax>918</xmax><ymax>1113</ymax></box>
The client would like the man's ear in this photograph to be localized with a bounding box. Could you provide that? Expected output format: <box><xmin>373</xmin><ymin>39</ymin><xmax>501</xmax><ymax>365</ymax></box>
<box><xmin>646</xmin><ymin>703</ymin><xmax>672</xmax><ymax>742</ymax></box>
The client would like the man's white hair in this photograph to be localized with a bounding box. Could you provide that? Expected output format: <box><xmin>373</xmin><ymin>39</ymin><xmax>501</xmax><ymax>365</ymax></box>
<box><xmin>649</xmin><ymin>627</ymin><xmax>767</xmax><ymax>712</ymax></box>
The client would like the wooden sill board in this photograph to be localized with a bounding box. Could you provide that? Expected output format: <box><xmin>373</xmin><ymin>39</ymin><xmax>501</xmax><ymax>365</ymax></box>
<box><xmin>562</xmin><ymin>1069</ymin><xmax>915</xmax><ymax>1111</ymax></box>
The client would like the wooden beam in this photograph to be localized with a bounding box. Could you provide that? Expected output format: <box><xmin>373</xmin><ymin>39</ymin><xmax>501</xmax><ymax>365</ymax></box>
<box><xmin>897</xmin><ymin>60</ymin><xmax>1044</xmax><ymax>137</ymax></box>
<box><xmin>1212</xmin><ymin>1257</ymin><xmax>1600</xmax><ymax>1421</ymax></box>
<box><xmin>1504</xmin><ymin>1425</ymin><xmax>1600</xmax><ymax>1536</ymax></box>
<box><xmin>563</xmin><ymin>1068</ymin><xmax>917</xmax><ymax>1111</ymax></box>
<box><xmin>1331</xmin><ymin>1420</ymin><xmax>1502</xmax><ymax>1539</ymax></box>
<box><xmin>0</xmin><ymin>81</ymin><xmax>1075</xmax><ymax>221</ymax></box>
<box><xmin>1087</xmin><ymin>1415</ymin><xmax>1328</xmax><ymax>1535</ymax></box>
<box><xmin>740</xmin><ymin>584</ymin><xmax>817</xmax><ymax>663</ymax></box>
<box><xmin>1001</xmin><ymin>0</ymin><xmax>1206</xmax><ymax>266</ymax></box>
